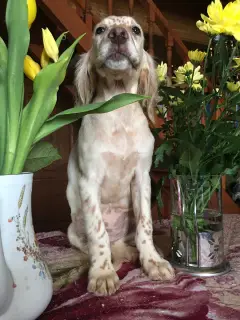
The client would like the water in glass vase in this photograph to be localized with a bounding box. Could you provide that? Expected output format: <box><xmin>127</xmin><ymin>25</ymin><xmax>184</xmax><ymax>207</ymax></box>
<box><xmin>170</xmin><ymin>175</ymin><xmax>230</xmax><ymax>276</ymax></box>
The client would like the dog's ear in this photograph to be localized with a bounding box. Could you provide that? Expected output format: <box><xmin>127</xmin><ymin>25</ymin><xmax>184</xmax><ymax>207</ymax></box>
<box><xmin>74</xmin><ymin>50</ymin><xmax>96</xmax><ymax>104</ymax></box>
<box><xmin>138</xmin><ymin>50</ymin><xmax>158</xmax><ymax>124</ymax></box>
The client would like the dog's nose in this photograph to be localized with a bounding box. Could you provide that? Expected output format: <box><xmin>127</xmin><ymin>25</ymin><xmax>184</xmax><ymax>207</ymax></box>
<box><xmin>108</xmin><ymin>27</ymin><xmax>129</xmax><ymax>45</ymax></box>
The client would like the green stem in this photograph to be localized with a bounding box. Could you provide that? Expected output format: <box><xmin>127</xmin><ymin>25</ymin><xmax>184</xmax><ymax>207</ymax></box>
<box><xmin>202</xmin><ymin>37</ymin><xmax>213</xmax><ymax>95</ymax></box>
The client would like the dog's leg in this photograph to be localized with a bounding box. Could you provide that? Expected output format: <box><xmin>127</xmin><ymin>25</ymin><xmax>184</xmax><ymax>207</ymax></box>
<box><xmin>79</xmin><ymin>176</ymin><xmax>119</xmax><ymax>296</ymax></box>
<box><xmin>111</xmin><ymin>236</ymin><xmax>139</xmax><ymax>270</ymax></box>
<box><xmin>131</xmin><ymin>155</ymin><xmax>175</xmax><ymax>281</ymax></box>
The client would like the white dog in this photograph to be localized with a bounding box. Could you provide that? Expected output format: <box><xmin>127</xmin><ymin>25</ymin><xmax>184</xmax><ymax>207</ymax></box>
<box><xmin>67</xmin><ymin>16</ymin><xmax>175</xmax><ymax>296</ymax></box>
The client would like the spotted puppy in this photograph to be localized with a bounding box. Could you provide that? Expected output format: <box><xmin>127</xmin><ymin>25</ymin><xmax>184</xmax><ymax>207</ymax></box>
<box><xmin>67</xmin><ymin>15</ymin><xmax>175</xmax><ymax>296</ymax></box>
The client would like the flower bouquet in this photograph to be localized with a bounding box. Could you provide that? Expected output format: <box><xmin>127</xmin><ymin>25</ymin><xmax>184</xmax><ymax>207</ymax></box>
<box><xmin>0</xmin><ymin>0</ymin><xmax>145</xmax><ymax>176</ymax></box>
<box><xmin>155</xmin><ymin>0</ymin><xmax>240</xmax><ymax>274</ymax></box>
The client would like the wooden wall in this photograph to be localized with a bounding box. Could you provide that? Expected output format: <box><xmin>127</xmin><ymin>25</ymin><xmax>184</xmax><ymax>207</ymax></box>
<box><xmin>87</xmin><ymin>0</ymin><xmax>208</xmax><ymax>45</ymax></box>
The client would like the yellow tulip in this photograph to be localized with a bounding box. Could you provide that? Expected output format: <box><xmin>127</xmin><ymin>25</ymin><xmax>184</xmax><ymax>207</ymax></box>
<box><xmin>27</xmin><ymin>0</ymin><xmax>37</xmax><ymax>29</ymax></box>
<box><xmin>188</xmin><ymin>50</ymin><xmax>206</xmax><ymax>63</ymax></box>
<box><xmin>24</xmin><ymin>55</ymin><xmax>41</xmax><ymax>81</ymax></box>
<box><xmin>42</xmin><ymin>28</ymin><xmax>59</xmax><ymax>63</ymax></box>
<box><xmin>40</xmin><ymin>49</ymin><xmax>50</xmax><ymax>68</ymax></box>
<box><xmin>227</xmin><ymin>81</ymin><xmax>240</xmax><ymax>92</ymax></box>
<box><xmin>157</xmin><ymin>62</ymin><xmax>168</xmax><ymax>83</ymax></box>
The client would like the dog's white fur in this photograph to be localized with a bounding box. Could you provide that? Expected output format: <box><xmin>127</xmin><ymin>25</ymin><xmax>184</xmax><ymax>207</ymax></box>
<box><xmin>67</xmin><ymin>16</ymin><xmax>174</xmax><ymax>296</ymax></box>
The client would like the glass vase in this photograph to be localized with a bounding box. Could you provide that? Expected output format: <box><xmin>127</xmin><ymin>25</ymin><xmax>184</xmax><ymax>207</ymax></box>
<box><xmin>170</xmin><ymin>175</ymin><xmax>230</xmax><ymax>276</ymax></box>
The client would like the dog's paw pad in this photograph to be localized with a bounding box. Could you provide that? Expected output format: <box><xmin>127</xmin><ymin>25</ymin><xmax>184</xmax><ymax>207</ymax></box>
<box><xmin>142</xmin><ymin>258</ymin><xmax>175</xmax><ymax>281</ymax></box>
<box><xmin>88</xmin><ymin>269</ymin><xmax>120</xmax><ymax>296</ymax></box>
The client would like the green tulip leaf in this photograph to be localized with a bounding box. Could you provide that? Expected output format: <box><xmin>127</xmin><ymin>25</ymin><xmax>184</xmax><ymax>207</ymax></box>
<box><xmin>23</xmin><ymin>141</ymin><xmax>61</xmax><ymax>173</ymax></box>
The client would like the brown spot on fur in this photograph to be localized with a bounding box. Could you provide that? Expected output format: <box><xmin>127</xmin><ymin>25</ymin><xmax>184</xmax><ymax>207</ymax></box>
<box><xmin>149</xmin><ymin>259</ymin><xmax>157</xmax><ymax>266</ymax></box>
<box><xmin>100</xmin><ymin>251</ymin><xmax>104</xmax><ymax>256</ymax></box>
<box><xmin>84</xmin><ymin>197</ymin><xmax>90</xmax><ymax>205</ymax></box>
<box><xmin>99</xmin><ymin>230</ymin><xmax>106</xmax><ymax>239</ymax></box>
<box><xmin>97</xmin><ymin>220</ymin><xmax>101</xmax><ymax>232</ymax></box>
<box><xmin>91</xmin><ymin>205</ymin><xmax>96</xmax><ymax>213</ymax></box>
<box><xmin>147</xmin><ymin>221</ymin><xmax>152</xmax><ymax>228</ymax></box>
<box><xmin>145</xmin><ymin>229</ymin><xmax>151</xmax><ymax>236</ymax></box>
<box><xmin>92</xmin><ymin>259</ymin><xmax>96</xmax><ymax>265</ymax></box>
<box><xmin>142</xmin><ymin>240</ymin><xmax>146</xmax><ymax>244</ymax></box>
<box><xmin>99</xmin><ymin>244</ymin><xmax>105</xmax><ymax>248</ymax></box>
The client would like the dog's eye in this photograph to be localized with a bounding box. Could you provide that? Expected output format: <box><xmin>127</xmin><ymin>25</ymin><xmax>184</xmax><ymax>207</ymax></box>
<box><xmin>132</xmin><ymin>26</ymin><xmax>141</xmax><ymax>35</ymax></box>
<box><xmin>96</xmin><ymin>27</ymin><xmax>106</xmax><ymax>35</ymax></box>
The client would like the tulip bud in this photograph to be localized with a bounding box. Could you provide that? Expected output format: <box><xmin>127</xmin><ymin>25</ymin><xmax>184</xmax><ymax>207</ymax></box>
<box><xmin>40</xmin><ymin>49</ymin><xmax>50</xmax><ymax>68</ymax></box>
<box><xmin>24</xmin><ymin>55</ymin><xmax>41</xmax><ymax>81</ymax></box>
<box><xmin>42</xmin><ymin>28</ymin><xmax>59</xmax><ymax>63</ymax></box>
<box><xmin>27</xmin><ymin>0</ymin><xmax>37</xmax><ymax>29</ymax></box>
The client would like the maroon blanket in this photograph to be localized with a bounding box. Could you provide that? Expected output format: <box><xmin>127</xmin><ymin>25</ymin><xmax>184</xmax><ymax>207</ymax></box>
<box><xmin>37</xmin><ymin>215</ymin><xmax>240</xmax><ymax>320</ymax></box>
<box><xmin>38</xmin><ymin>263</ymin><xmax>209</xmax><ymax>320</ymax></box>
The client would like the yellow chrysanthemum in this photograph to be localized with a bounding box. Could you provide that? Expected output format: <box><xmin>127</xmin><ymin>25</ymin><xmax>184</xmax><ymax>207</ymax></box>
<box><xmin>188</xmin><ymin>50</ymin><xmax>206</xmax><ymax>63</ymax></box>
<box><xmin>233</xmin><ymin>57</ymin><xmax>240</xmax><ymax>68</ymax></box>
<box><xmin>227</xmin><ymin>81</ymin><xmax>240</xmax><ymax>92</ymax></box>
<box><xmin>192</xmin><ymin>83</ymin><xmax>202</xmax><ymax>92</ymax></box>
<box><xmin>196</xmin><ymin>20</ymin><xmax>216</xmax><ymax>35</ymax></box>
<box><xmin>173</xmin><ymin>61</ymin><xmax>203</xmax><ymax>86</ymax></box>
<box><xmin>169</xmin><ymin>96</ymin><xmax>183</xmax><ymax>107</ymax></box>
<box><xmin>157</xmin><ymin>62</ymin><xmax>168</xmax><ymax>83</ymax></box>
<box><xmin>197</xmin><ymin>0</ymin><xmax>240</xmax><ymax>41</ymax></box>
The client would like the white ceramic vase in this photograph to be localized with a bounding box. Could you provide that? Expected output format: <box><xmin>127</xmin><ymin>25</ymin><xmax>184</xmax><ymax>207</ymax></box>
<box><xmin>0</xmin><ymin>173</ymin><xmax>53</xmax><ymax>320</ymax></box>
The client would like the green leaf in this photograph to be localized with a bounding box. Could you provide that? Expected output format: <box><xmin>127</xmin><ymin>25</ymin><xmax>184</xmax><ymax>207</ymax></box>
<box><xmin>56</xmin><ymin>31</ymin><xmax>70</xmax><ymax>47</ymax></box>
<box><xmin>209</xmin><ymin>163</ymin><xmax>224</xmax><ymax>175</ymax></box>
<box><xmin>224</xmin><ymin>166</ymin><xmax>239</xmax><ymax>176</ymax></box>
<box><xmin>156</xmin><ymin>177</ymin><xmax>166</xmax><ymax>221</ymax></box>
<box><xmin>33</xmin><ymin>93</ymin><xmax>147</xmax><ymax>143</ymax></box>
<box><xmin>0</xmin><ymin>38</ymin><xmax>8</xmax><ymax>173</ymax></box>
<box><xmin>23</xmin><ymin>141</ymin><xmax>61</xmax><ymax>173</ymax></box>
<box><xmin>179</xmin><ymin>146</ymin><xmax>202</xmax><ymax>176</ymax></box>
<box><xmin>154</xmin><ymin>142</ymin><xmax>173</xmax><ymax>167</ymax></box>
<box><xmin>4</xmin><ymin>0</ymin><xmax>30</xmax><ymax>174</ymax></box>
<box><xmin>159</xmin><ymin>86</ymin><xmax>185</xmax><ymax>99</ymax></box>
<box><xmin>12</xmin><ymin>34</ymin><xmax>85</xmax><ymax>174</ymax></box>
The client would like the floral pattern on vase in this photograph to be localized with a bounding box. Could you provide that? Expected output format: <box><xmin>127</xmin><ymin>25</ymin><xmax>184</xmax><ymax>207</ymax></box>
<box><xmin>199</xmin><ymin>231</ymin><xmax>224</xmax><ymax>267</ymax></box>
<box><xmin>8</xmin><ymin>185</ymin><xmax>50</xmax><ymax>281</ymax></box>
<box><xmin>0</xmin><ymin>173</ymin><xmax>52</xmax><ymax>320</ymax></box>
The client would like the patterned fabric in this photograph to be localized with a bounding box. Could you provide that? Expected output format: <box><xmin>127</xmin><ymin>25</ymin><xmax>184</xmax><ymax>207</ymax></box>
<box><xmin>37</xmin><ymin>215</ymin><xmax>240</xmax><ymax>320</ymax></box>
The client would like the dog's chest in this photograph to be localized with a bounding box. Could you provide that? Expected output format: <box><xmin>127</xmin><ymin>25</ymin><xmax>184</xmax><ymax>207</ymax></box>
<box><xmin>102</xmin><ymin>127</ymin><xmax>139</xmax><ymax>174</ymax></box>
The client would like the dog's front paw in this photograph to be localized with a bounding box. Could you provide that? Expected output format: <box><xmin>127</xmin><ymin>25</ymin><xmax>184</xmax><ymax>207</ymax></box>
<box><xmin>88</xmin><ymin>267</ymin><xmax>120</xmax><ymax>296</ymax></box>
<box><xmin>141</xmin><ymin>256</ymin><xmax>175</xmax><ymax>281</ymax></box>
